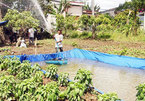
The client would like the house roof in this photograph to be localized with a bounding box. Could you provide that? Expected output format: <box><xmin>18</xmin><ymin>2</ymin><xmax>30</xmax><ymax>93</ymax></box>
<box><xmin>100</xmin><ymin>7</ymin><xmax>117</xmax><ymax>13</ymax></box>
<box><xmin>52</xmin><ymin>0</ymin><xmax>84</xmax><ymax>6</ymax></box>
<box><xmin>69</xmin><ymin>1</ymin><xmax>84</xmax><ymax>6</ymax></box>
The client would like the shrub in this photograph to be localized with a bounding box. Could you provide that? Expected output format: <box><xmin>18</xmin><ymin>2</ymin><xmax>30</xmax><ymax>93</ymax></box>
<box><xmin>69</xmin><ymin>31</ymin><xmax>79</xmax><ymax>38</ymax></box>
<box><xmin>71</xmin><ymin>42</ymin><xmax>78</xmax><ymax>47</ymax></box>
<box><xmin>79</xmin><ymin>31</ymin><xmax>92</xmax><ymax>39</ymax></box>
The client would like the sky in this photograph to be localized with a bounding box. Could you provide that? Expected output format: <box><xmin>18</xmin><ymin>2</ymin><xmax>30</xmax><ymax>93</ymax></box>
<box><xmin>87</xmin><ymin>0</ymin><xmax>131</xmax><ymax>11</ymax></box>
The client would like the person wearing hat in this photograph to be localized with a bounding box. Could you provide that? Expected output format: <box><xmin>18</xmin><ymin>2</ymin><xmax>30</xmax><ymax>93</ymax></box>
<box><xmin>54</xmin><ymin>30</ymin><xmax>63</xmax><ymax>53</ymax></box>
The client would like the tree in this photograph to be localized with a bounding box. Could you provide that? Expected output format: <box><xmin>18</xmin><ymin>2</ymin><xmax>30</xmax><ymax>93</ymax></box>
<box><xmin>56</xmin><ymin>14</ymin><xmax>76</xmax><ymax>37</ymax></box>
<box><xmin>53</xmin><ymin>0</ymin><xmax>70</xmax><ymax>17</ymax></box>
<box><xmin>3</xmin><ymin>9</ymin><xmax>39</xmax><ymax>36</ymax></box>
<box><xmin>78</xmin><ymin>14</ymin><xmax>90</xmax><ymax>30</ymax></box>
<box><xmin>83</xmin><ymin>4</ymin><xmax>100</xmax><ymax>14</ymax></box>
<box><xmin>0</xmin><ymin>0</ymin><xmax>5</xmax><ymax>43</ymax></box>
<box><xmin>64</xmin><ymin>15</ymin><xmax>77</xmax><ymax>35</ymax></box>
<box><xmin>56</xmin><ymin>14</ymin><xmax>65</xmax><ymax>31</ymax></box>
<box><xmin>116</xmin><ymin>0</ymin><xmax>145</xmax><ymax>35</ymax></box>
<box><xmin>90</xmin><ymin>14</ymin><xmax>112</xmax><ymax>39</ymax></box>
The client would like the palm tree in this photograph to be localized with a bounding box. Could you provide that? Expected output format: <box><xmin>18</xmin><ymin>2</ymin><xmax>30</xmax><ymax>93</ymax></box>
<box><xmin>54</xmin><ymin>0</ymin><xmax>70</xmax><ymax>17</ymax></box>
<box><xmin>83</xmin><ymin>4</ymin><xmax>100</xmax><ymax>14</ymax></box>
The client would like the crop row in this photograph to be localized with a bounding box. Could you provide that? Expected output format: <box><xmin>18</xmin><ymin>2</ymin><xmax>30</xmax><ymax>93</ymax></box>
<box><xmin>0</xmin><ymin>56</ymin><xmax>124</xmax><ymax>101</ymax></box>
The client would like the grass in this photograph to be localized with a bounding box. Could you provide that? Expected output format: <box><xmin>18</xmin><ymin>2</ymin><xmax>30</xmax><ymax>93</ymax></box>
<box><xmin>1</xmin><ymin>35</ymin><xmax>145</xmax><ymax>58</ymax></box>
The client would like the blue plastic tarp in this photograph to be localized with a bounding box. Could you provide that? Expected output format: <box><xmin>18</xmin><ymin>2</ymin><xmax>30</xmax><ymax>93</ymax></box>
<box><xmin>13</xmin><ymin>48</ymin><xmax>145</xmax><ymax>69</ymax></box>
<box><xmin>0</xmin><ymin>20</ymin><xmax>8</xmax><ymax>26</ymax></box>
<box><xmin>64</xmin><ymin>48</ymin><xmax>145</xmax><ymax>69</ymax></box>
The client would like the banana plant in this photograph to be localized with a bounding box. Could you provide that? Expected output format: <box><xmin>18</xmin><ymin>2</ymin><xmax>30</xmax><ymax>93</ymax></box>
<box><xmin>74</xmin><ymin>68</ymin><xmax>93</xmax><ymax>87</ymax></box>
<box><xmin>34</xmin><ymin>82</ymin><xmax>59</xmax><ymax>101</ymax></box>
<box><xmin>58</xmin><ymin>73</ymin><xmax>69</xmax><ymax>86</ymax></box>
<box><xmin>67</xmin><ymin>82</ymin><xmax>87</xmax><ymax>101</ymax></box>
<box><xmin>0</xmin><ymin>75</ymin><xmax>16</xmax><ymax>100</ymax></box>
<box><xmin>45</xmin><ymin>64</ymin><xmax>58</xmax><ymax>80</ymax></box>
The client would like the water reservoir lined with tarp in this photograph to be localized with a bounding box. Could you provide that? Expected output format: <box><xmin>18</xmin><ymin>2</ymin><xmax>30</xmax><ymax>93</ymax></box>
<box><xmin>12</xmin><ymin>48</ymin><xmax>145</xmax><ymax>101</ymax></box>
<box><xmin>32</xmin><ymin>59</ymin><xmax>145</xmax><ymax>101</ymax></box>
<box><xmin>19</xmin><ymin>48</ymin><xmax>145</xmax><ymax>69</ymax></box>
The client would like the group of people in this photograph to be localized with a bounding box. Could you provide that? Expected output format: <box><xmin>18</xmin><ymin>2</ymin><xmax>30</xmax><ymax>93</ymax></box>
<box><xmin>6</xmin><ymin>26</ymin><xmax>64</xmax><ymax>53</ymax></box>
<box><xmin>19</xmin><ymin>27</ymin><xmax>35</xmax><ymax>48</ymax></box>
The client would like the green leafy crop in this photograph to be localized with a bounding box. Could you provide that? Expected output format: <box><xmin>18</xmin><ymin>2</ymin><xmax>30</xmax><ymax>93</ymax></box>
<box><xmin>0</xmin><ymin>75</ymin><xmax>16</xmax><ymax>100</ymax></box>
<box><xmin>7</xmin><ymin>57</ymin><xmax>21</xmax><ymax>75</ymax></box>
<box><xmin>58</xmin><ymin>73</ymin><xmax>69</xmax><ymax>86</ymax></box>
<box><xmin>16</xmin><ymin>61</ymin><xmax>41</xmax><ymax>80</ymax></box>
<box><xmin>136</xmin><ymin>84</ymin><xmax>145</xmax><ymax>100</ymax></box>
<box><xmin>98</xmin><ymin>93</ymin><xmax>121</xmax><ymax>101</ymax></box>
<box><xmin>45</xmin><ymin>64</ymin><xmax>58</xmax><ymax>80</ymax></box>
<box><xmin>0</xmin><ymin>58</ymin><xmax>11</xmax><ymax>71</ymax></box>
<box><xmin>75</xmin><ymin>68</ymin><xmax>93</xmax><ymax>87</ymax></box>
<box><xmin>67</xmin><ymin>82</ymin><xmax>87</xmax><ymax>101</ymax></box>
<box><xmin>15</xmin><ymin>71</ymin><xmax>43</xmax><ymax>101</ymax></box>
<box><xmin>34</xmin><ymin>82</ymin><xmax>59</xmax><ymax>101</ymax></box>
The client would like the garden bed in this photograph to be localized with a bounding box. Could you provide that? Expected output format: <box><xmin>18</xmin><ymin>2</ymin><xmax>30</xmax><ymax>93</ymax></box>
<box><xmin>0</xmin><ymin>56</ymin><xmax>121</xmax><ymax>101</ymax></box>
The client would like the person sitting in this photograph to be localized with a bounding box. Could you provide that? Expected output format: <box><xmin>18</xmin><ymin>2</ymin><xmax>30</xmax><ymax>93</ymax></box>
<box><xmin>20</xmin><ymin>37</ymin><xmax>27</xmax><ymax>48</ymax></box>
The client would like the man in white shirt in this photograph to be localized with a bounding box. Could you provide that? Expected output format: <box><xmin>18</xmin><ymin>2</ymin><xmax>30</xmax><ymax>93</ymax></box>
<box><xmin>54</xmin><ymin>30</ymin><xmax>63</xmax><ymax>53</ymax></box>
<box><xmin>28</xmin><ymin>27</ymin><xmax>34</xmax><ymax>45</ymax></box>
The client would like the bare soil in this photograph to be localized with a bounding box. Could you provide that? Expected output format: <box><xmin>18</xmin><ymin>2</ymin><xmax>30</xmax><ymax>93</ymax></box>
<box><xmin>1</xmin><ymin>39</ymin><xmax>145</xmax><ymax>58</ymax></box>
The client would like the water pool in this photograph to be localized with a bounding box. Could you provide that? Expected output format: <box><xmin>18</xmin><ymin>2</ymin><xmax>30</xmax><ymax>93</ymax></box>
<box><xmin>33</xmin><ymin>59</ymin><xmax>145</xmax><ymax>101</ymax></box>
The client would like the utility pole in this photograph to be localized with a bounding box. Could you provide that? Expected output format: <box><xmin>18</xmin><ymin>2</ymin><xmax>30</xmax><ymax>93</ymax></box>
<box><xmin>144</xmin><ymin>12</ymin><xmax>145</xmax><ymax>30</ymax></box>
<box><xmin>91</xmin><ymin>0</ymin><xmax>94</xmax><ymax>16</ymax></box>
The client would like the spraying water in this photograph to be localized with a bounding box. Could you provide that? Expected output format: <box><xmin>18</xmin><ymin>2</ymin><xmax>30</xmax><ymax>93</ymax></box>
<box><xmin>30</xmin><ymin>0</ymin><xmax>52</xmax><ymax>33</ymax></box>
<box><xmin>0</xmin><ymin>0</ymin><xmax>52</xmax><ymax>33</ymax></box>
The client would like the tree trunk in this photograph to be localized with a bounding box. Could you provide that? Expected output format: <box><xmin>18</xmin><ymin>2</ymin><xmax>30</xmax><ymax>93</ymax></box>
<box><xmin>92</xmin><ymin>25</ymin><xmax>96</xmax><ymax>39</ymax></box>
<box><xmin>64</xmin><ymin>27</ymin><xmax>67</xmax><ymax>38</ymax></box>
<box><xmin>134</xmin><ymin>10</ymin><xmax>137</xmax><ymax>35</ymax></box>
<box><xmin>0</xmin><ymin>0</ymin><xmax>6</xmax><ymax>44</ymax></box>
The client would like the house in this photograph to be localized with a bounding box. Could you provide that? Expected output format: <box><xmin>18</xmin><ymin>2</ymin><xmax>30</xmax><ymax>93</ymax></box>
<box><xmin>51</xmin><ymin>0</ymin><xmax>84</xmax><ymax>16</ymax></box>
<box><xmin>100</xmin><ymin>8</ymin><xmax>117</xmax><ymax>17</ymax></box>
<box><xmin>138</xmin><ymin>12</ymin><xmax>145</xmax><ymax>29</ymax></box>
<box><xmin>67</xmin><ymin>1</ymin><xmax>84</xmax><ymax>16</ymax></box>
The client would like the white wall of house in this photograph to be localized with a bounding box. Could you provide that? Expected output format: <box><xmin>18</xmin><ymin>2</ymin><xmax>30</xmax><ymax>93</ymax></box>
<box><xmin>51</xmin><ymin>1</ymin><xmax>84</xmax><ymax>16</ymax></box>
<box><xmin>138</xmin><ymin>12</ymin><xmax>145</xmax><ymax>29</ymax></box>
<box><xmin>68</xmin><ymin>5</ymin><xmax>83</xmax><ymax>16</ymax></box>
